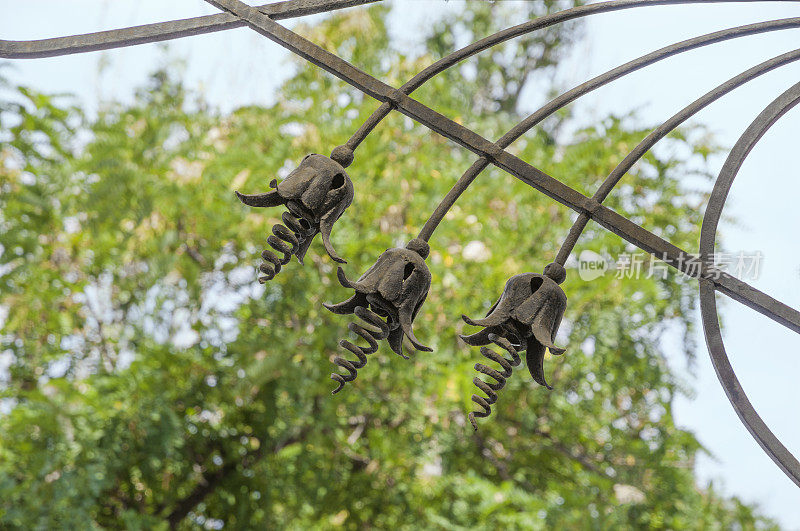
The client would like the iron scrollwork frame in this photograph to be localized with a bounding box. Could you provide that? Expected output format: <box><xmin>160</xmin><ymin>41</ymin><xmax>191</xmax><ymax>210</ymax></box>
<box><xmin>3</xmin><ymin>0</ymin><xmax>800</xmax><ymax>486</ymax></box>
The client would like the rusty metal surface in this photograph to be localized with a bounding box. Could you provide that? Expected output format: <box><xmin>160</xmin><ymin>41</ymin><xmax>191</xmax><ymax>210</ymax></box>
<box><xmin>235</xmin><ymin>153</ymin><xmax>354</xmax><ymax>281</ymax></box>
<box><xmin>324</xmin><ymin>239</ymin><xmax>432</xmax><ymax>393</ymax></box>
<box><xmin>461</xmin><ymin>265</ymin><xmax>567</xmax><ymax>430</ymax></box>
<box><xmin>4</xmin><ymin>0</ymin><xmax>800</xmax><ymax>485</ymax></box>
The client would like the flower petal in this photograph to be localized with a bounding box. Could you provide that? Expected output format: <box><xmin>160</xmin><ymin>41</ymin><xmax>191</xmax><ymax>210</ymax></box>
<box><xmin>319</xmin><ymin>210</ymin><xmax>346</xmax><ymax>264</ymax></box>
<box><xmin>387</xmin><ymin>327</ymin><xmax>407</xmax><ymax>359</ymax></box>
<box><xmin>462</xmin><ymin>310</ymin><xmax>509</xmax><ymax>328</ymax></box>
<box><xmin>525</xmin><ymin>338</ymin><xmax>552</xmax><ymax>390</ymax></box>
<box><xmin>458</xmin><ymin>324</ymin><xmax>495</xmax><ymax>346</ymax></box>
<box><xmin>323</xmin><ymin>293</ymin><xmax>364</xmax><ymax>315</ymax></box>
<box><xmin>531</xmin><ymin>322</ymin><xmax>560</xmax><ymax>352</ymax></box>
<box><xmin>335</xmin><ymin>266</ymin><xmax>357</xmax><ymax>289</ymax></box>
<box><xmin>294</xmin><ymin>228</ymin><xmax>318</xmax><ymax>265</ymax></box>
<box><xmin>235</xmin><ymin>189</ymin><xmax>283</xmax><ymax>208</ymax></box>
<box><xmin>399</xmin><ymin>301</ymin><xmax>431</xmax><ymax>352</ymax></box>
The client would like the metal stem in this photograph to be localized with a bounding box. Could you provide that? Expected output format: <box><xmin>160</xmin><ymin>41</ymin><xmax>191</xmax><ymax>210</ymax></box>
<box><xmin>556</xmin><ymin>46</ymin><xmax>800</xmax><ymax>265</ymax></box>
<box><xmin>346</xmin><ymin>0</ymin><xmax>795</xmax><ymax>152</ymax></box>
<box><xmin>417</xmin><ymin>17</ymin><xmax>800</xmax><ymax>245</ymax></box>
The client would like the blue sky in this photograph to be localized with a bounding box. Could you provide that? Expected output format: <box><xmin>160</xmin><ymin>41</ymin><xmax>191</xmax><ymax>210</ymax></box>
<box><xmin>2</xmin><ymin>0</ymin><xmax>799</xmax><ymax>526</ymax></box>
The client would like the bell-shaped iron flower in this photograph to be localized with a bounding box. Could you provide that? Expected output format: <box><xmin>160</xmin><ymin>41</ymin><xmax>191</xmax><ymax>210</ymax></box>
<box><xmin>324</xmin><ymin>238</ymin><xmax>433</xmax><ymax>393</ymax></box>
<box><xmin>236</xmin><ymin>152</ymin><xmax>354</xmax><ymax>282</ymax></box>
<box><xmin>461</xmin><ymin>263</ymin><xmax>567</xmax><ymax>429</ymax></box>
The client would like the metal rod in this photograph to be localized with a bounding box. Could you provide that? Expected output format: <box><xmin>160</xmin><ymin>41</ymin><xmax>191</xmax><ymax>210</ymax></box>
<box><xmin>701</xmin><ymin>279</ymin><xmax>800</xmax><ymax>487</ymax></box>
<box><xmin>700</xmin><ymin>80</ymin><xmax>800</xmax><ymax>333</ymax></box>
<box><xmin>345</xmin><ymin>0</ymin><xmax>797</xmax><ymax>152</ymax></box>
<box><xmin>417</xmin><ymin>17</ymin><xmax>800</xmax><ymax>243</ymax></box>
<box><xmin>555</xmin><ymin>46</ymin><xmax>800</xmax><ymax>266</ymax></box>
<box><xmin>0</xmin><ymin>0</ymin><xmax>379</xmax><ymax>59</ymax></box>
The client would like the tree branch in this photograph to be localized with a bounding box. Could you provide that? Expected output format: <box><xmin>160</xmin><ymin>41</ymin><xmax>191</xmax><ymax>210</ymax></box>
<box><xmin>533</xmin><ymin>427</ymin><xmax>612</xmax><ymax>479</ymax></box>
<box><xmin>472</xmin><ymin>431</ymin><xmax>536</xmax><ymax>491</ymax></box>
<box><xmin>165</xmin><ymin>426</ymin><xmax>312</xmax><ymax>528</ymax></box>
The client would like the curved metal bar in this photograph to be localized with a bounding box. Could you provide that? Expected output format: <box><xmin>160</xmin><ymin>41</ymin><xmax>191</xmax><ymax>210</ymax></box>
<box><xmin>554</xmin><ymin>47</ymin><xmax>800</xmax><ymax>266</ymax></box>
<box><xmin>417</xmin><ymin>17</ymin><xmax>800</xmax><ymax>242</ymax></box>
<box><xmin>701</xmin><ymin>278</ymin><xmax>800</xmax><ymax>487</ymax></box>
<box><xmin>700</xmin><ymin>82</ymin><xmax>800</xmax><ymax>258</ymax></box>
<box><xmin>345</xmin><ymin>0</ymin><xmax>795</xmax><ymax>152</ymax></box>
<box><xmin>700</xmin><ymin>80</ymin><xmax>800</xmax><ymax>332</ymax></box>
<box><xmin>0</xmin><ymin>0</ymin><xmax>378</xmax><ymax>59</ymax></box>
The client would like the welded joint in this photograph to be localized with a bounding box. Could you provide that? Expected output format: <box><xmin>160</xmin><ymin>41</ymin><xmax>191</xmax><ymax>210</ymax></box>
<box><xmin>481</xmin><ymin>142</ymin><xmax>505</xmax><ymax>162</ymax></box>
<box><xmin>385</xmin><ymin>89</ymin><xmax>406</xmax><ymax>109</ymax></box>
<box><xmin>582</xmin><ymin>197</ymin><xmax>601</xmax><ymax>218</ymax></box>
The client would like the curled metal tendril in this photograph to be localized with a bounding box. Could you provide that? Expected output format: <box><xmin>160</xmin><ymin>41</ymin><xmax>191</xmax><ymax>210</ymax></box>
<box><xmin>468</xmin><ymin>332</ymin><xmax>522</xmax><ymax>431</ymax></box>
<box><xmin>331</xmin><ymin>305</ymin><xmax>390</xmax><ymax>394</ymax></box>
<box><xmin>258</xmin><ymin>207</ymin><xmax>316</xmax><ymax>283</ymax></box>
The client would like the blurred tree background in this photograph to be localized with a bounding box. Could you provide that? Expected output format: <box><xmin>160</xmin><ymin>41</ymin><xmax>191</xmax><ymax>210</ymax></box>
<box><xmin>0</xmin><ymin>2</ymin><xmax>778</xmax><ymax>529</ymax></box>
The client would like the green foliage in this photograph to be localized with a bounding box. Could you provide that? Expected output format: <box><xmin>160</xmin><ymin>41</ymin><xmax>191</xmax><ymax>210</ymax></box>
<box><xmin>0</xmin><ymin>4</ymin><xmax>775</xmax><ymax>529</ymax></box>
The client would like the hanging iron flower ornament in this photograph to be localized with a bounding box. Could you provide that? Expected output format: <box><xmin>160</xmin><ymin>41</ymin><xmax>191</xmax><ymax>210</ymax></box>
<box><xmin>461</xmin><ymin>262</ymin><xmax>567</xmax><ymax>430</ymax></box>
<box><xmin>324</xmin><ymin>238</ymin><xmax>433</xmax><ymax>394</ymax></box>
<box><xmin>236</xmin><ymin>147</ymin><xmax>355</xmax><ymax>282</ymax></box>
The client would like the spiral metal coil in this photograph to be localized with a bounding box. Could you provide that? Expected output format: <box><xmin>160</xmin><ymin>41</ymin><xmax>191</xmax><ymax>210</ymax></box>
<box><xmin>258</xmin><ymin>209</ymin><xmax>315</xmax><ymax>283</ymax></box>
<box><xmin>331</xmin><ymin>306</ymin><xmax>390</xmax><ymax>394</ymax></box>
<box><xmin>468</xmin><ymin>333</ymin><xmax>521</xmax><ymax>430</ymax></box>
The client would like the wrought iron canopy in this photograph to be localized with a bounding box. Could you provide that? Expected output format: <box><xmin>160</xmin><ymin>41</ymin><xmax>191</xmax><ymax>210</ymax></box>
<box><xmin>3</xmin><ymin>0</ymin><xmax>799</xmax><ymax>487</ymax></box>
